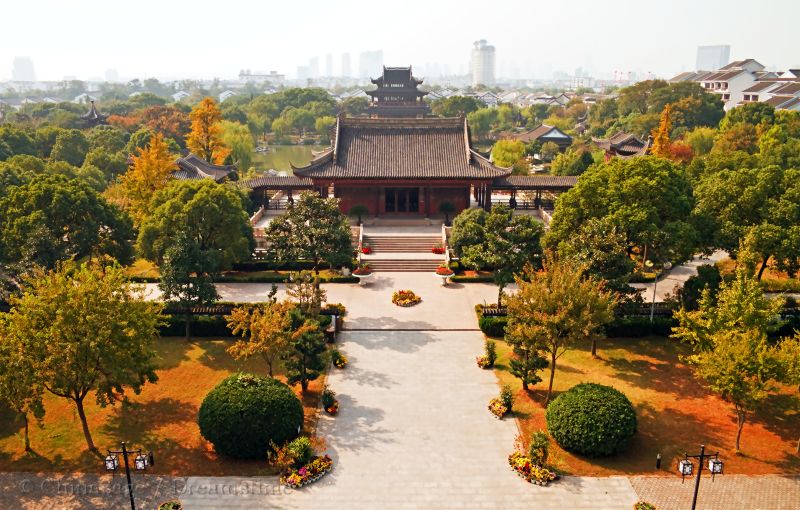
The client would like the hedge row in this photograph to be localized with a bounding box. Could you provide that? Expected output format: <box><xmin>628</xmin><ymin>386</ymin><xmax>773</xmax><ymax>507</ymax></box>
<box><xmin>131</xmin><ymin>274</ymin><xmax>359</xmax><ymax>284</ymax></box>
<box><xmin>478</xmin><ymin>316</ymin><xmax>508</xmax><ymax>337</ymax></box>
<box><xmin>231</xmin><ymin>260</ymin><xmax>331</xmax><ymax>272</ymax></box>
<box><xmin>475</xmin><ymin>313</ymin><xmax>676</xmax><ymax>339</ymax></box>
<box><xmin>451</xmin><ymin>275</ymin><xmax>495</xmax><ymax>283</ymax></box>
<box><xmin>159</xmin><ymin>313</ymin><xmax>333</xmax><ymax>338</ymax></box>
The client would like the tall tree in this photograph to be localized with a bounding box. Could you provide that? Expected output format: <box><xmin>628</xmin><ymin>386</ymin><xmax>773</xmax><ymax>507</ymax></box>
<box><xmin>220</xmin><ymin>120</ymin><xmax>254</xmax><ymax>171</ymax></box>
<box><xmin>4</xmin><ymin>263</ymin><xmax>162</xmax><ymax>452</ymax></box>
<box><xmin>491</xmin><ymin>139</ymin><xmax>526</xmax><ymax>168</ymax></box>
<box><xmin>505</xmin><ymin>259</ymin><xmax>615</xmax><ymax>404</ymax></box>
<box><xmin>110</xmin><ymin>132</ymin><xmax>175</xmax><ymax>225</ymax></box>
<box><xmin>282</xmin><ymin>320</ymin><xmax>326</xmax><ymax>393</ymax></box>
<box><xmin>0</xmin><ymin>324</ymin><xmax>44</xmax><ymax>452</ymax></box>
<box><xmin>49</xmin><ymin>129</ymin><xmax>89</xmax><ymax>167</ymax></box>
<box><xmin>158</xmin><ymin>230</ymin><xmax>219</xmax><ymax>340</ymax></box>
<box><xmin>451</xmin><ymin>205</ymin><xmax>544</xmax><ymax>306</ymax></box>
<box><xmin>226</xmin><ymin>301</ymin><xmax>293</xmax><ymax>378</ymax></box>
<box><xmin>186</xmin><ymin>97</ymin><xmax>230</xmax><ymax>164</ymax></box>
<box><xmin>264</xmin><ymin>192</ymin><xmax>353</xmax><ymax>279</ymax></box>
<box><xmin>650</xmin><ymin>104</ymin><xmax>672</xmax><ymax>158</ymax></box>
<box><xmin>137</xmin><ymin>179</ymin><xmax>254</xmax><ymax>269</ymax></box>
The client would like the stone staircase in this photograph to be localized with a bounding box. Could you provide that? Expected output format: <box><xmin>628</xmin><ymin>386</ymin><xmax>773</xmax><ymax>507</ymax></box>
<box><xmin>361</xmin><ymin>234</ymin><xmax>444</xmax><ymax>272</ymax></box>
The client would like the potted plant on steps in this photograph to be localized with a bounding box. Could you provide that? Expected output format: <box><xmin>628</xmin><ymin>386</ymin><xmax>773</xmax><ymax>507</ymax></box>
<box><xmin>434</xmin><ymin>264</ymin><xmax>454</xmax><ymax>286</ymax></box>
<box><xmin>349</xmin><ymin>204</ymin><xmax>369</xmax><ymax>226</ymax></box>
<box><xmin>352</xmin><ymin>263</ymin><xmax>373</xmax><ymax>285</ymax></box>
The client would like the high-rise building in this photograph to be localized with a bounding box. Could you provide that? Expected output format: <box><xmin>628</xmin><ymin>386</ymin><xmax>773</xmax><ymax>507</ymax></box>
<box><xmin>325</xmin><ymin>54</ymin><xmax>333</xmax><ymax>77</ymax></box>
<box><xmin>105</xmin><ymin>69</ymin><xmax>120</xmax><ymax>82</ymax></box>
<box><xmin>359</xmin><ymin>50</ymin><xmax>384</xmax><ymax>79</ymax></box>
<box><xmin>308</xmin><ymin>57</ymin><xmax>320</xmax><ymax>79</ymax></box>
<box><xmin>341</xmin><ymin>53</ymin><xmax>352</xmax><ymax>77</ymax></box>
<box><xmin>12</xmin><ymin>56</ymin><xmax>36</xmax><ymax>82</ymax></box>
<box><xmin>696</xmin><ymin>45</ymin><xmax>731</xmax><ymax>71</ymax></box>
<box><xmin>470</xmin><ymin>40</ymin><xmax>495</xmax><ymax>87</ymax></box>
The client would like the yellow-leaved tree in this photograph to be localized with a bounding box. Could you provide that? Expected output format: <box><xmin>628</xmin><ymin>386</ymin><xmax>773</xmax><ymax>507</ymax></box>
<box><xmin>186</xmin><ymin>97</ymin><xmax>230</xmax><ymax>164</ymax></box>
<box><xmin>650</xmin><ymin>103</ymin><xmax>672</xmax><ymax>158</ymax></box>
<box><xmin>109</xmin><ymin>132</ymin><xmax>175</xmax><ymax>226</ymax></box>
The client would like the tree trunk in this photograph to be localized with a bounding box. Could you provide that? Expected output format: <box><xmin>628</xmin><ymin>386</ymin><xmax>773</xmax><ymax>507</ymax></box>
<box><xmin>591</xmin><ymin>338</ymin><xmax>597</xmax><ymax>358</ymax></box>
<box><xmin>735</xmin><ymin>411</ymin><xmax>746</xmax><ymax>452</ymax></box>
<box><xmin>74</xmin><ymin>397</ymin><xmax>97</xmax><ymax>452</ymax></box>
<box><xmin>757</xmin><ymin>257</ymin><xmax>769</xmax><ymax>280</ymax></box>
<box><xmin>21</xmin><ymin>412</ymin><xmax>31</xmax><ymax>453</ymax></box>
<box><xmin>545</xmin><ymin>350</ymin><xmax>557</xmax><ymax>405</ymax></box>
<box><xmin>314</xmin><ymin>260</ymin><xmax>321</xmax><ymax>290</ymax></box>
<box><xmin>497</xmin><ymin>284</ymin><xmax>504</xmax><ymax>307</ymax></box>
<box><xmin>185</xmin><ymin>312</ymin><xmax>192</xmax><ymax>341</ymax></box>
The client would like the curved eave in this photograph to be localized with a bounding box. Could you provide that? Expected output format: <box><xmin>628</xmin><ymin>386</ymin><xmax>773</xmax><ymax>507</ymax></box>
<box><xmin>290</xmin><ymin>149</ymin><xmax>334</xmax><ymax>174</ymax></box>
<box><xmin>469</xmin><ymin>149</ymin><xmax>513</xmax><ymax>178</ymax></box>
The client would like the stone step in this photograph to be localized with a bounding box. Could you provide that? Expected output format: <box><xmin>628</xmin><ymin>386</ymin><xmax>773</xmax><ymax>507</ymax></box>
<box><xmin>365</xmin><ymin>259</ymin><xmax>443</xmax><ymax>272</ymax></box>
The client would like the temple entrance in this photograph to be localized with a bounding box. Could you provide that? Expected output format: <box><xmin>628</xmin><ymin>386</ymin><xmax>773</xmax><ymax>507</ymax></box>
<box><xmin>385</xmin><ymin>187</ymin><xmax>419</xmax><ymax>213</ymax></box>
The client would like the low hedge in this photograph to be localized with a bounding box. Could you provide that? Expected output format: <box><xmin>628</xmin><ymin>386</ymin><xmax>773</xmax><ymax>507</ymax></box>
<box><xmin>132</xmin><ymin>274</ymin><xmax>359</xmax><ymax>284</ymax></box>
<box><xmin>605</xmin><ymin>316</ymin><xmax>676</xmax><ymax>338</ymax></box>
<box><xmin>451</xmin><ymin>275</ymin><xmax>495</xmax><ymax>283</ymax></box>
<box><xmin>479</xmin><ymin>316</ymin><xmax>508</xmax><ymax>337</ymax></box>
<box><xmin>160</xmin><ymin>315</ymin><xmax>232</xmax><ymax>337</ymax></box>
<box><xmin>231</xmin><ymin>260</ymin><xmax>331</xmax><ymax>272</ymax></box>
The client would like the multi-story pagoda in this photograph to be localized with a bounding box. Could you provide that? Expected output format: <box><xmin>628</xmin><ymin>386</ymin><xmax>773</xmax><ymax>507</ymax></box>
<box><xmin>80</xmin><ymin>100</ymin><xmax>108</xmax><ymax>127</ymax></box>
<box><xmin>366</xmin><ymin>66</ymin><xmax>430</xmax><ymax>118</ymax></box>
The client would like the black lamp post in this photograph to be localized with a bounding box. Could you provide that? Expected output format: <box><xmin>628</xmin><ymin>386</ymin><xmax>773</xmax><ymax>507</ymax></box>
<box><xmin>677</xmin><ymin>444</ymin><xmax>723</xmax><ymax>510</ymax></box>
<box><xmin>103</xmin><ymin>441</ymin><xmax>154</xmax><ymax>510</ymax></box>
<box><xmin>645</xmin><ymin>259</ymin><xmax>672</xmax><ymax>322</ymax></box>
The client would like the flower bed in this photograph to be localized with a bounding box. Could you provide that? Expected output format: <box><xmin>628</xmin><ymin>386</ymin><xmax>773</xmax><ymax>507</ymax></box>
<box><xmin>634</xmin><ymin>502</ymin><xmax>657</xmax><ymax>510</ymax></box>
<box><xmin>392</xmin><ymin>290</ymin><xmax>421</xmax><ymax>307</ymax></box>
<box><xmin>353</xmin><ymin>264</ymin><xmax>372</xmax><ymax>276</ymax></box>
<box><xmin>322</xmin><ymin>385</ymin><xmax>338</xmax><ymax>415</ymax></box>
<box><xmin>508</xmin><ymin>451</ymin><xmax>558</xmax><ymax>486</ymax></box>
<box><xmin>476</xmin><ymin>355</ymin><xmax>492</xmax><ymax>369</ymax></box>
<box><xmin>280</xmin><ymin>455</ymin><xmax>334</xmax><ymax>488</ymax></box>
<box><xmin>361</xmin><ymin>246</ymin><xmax>372</xmax><ymax>254</ymax></box>
<box><xmin>488</xmin><ymin>398</ymin><xmax>508</xmax><ymax>419</ymax></box>
<box><xmin>431</xmin><ymin>246</ymin><xmax>445</xmax><ymax>254</ymax></box>
<box><xmin>325</xmin><ymin>401</ymin><xmax>339</xmax><ymax>415</ymax></box>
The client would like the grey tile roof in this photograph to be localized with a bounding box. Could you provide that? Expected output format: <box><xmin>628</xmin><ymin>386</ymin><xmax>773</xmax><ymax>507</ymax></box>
<box><xmin>491</xmin><ymin>175</ymin><xmax>578</xmax><ymax>189</ymax></box>
<box><xmin>174</xmin><ymin>154</ymin><xmax>238</xmax><ymax>183</ymax></box>
<box><xmin>234</xmin><ymin>175</ymin><xmax>313</xmax><ymax>189</ymax></box>
<box><xmin>292</xmin><ymin>117</ymin><xmax>511</xmax><ymax>180</ymax></box>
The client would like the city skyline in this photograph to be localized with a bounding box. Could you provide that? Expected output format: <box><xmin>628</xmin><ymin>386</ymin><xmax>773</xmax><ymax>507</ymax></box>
<box><xmin>1</xmin><ymin>0</ymin><xmax>799</xmax><ymax>82</ymax></box>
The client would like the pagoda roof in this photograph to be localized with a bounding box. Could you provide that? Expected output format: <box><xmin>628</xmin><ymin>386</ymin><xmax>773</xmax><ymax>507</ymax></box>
<box><xmin>80</xmin><ymin>100</ymin><xmax>107</xmax><ymax>122</ymax></box>
<box><xmin>174</xmin><ymin>153</ymin><xmax>238</xmax><ymax>183</ymax></box>
<box><xmin>292</xmin><ymin>116</ymin><xmax>510</xmax><ymax>181</ymax></box>
<box><xmin>371</xmin><ymin>66</ymin><xmax>424</xmax><ymax>88</ymax></box>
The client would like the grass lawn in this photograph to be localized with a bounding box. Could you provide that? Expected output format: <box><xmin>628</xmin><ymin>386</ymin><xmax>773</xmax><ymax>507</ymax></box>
<box><xmin>717</xmin><ymin>257</ymin><xmax>800</xmax><ymax>293</ymax></box>
<box><xmin>0</xmin><ymin>337</ymin><xmax>326</xmax><ymax>476</ymax></box>
<box><xmin>122</xmin><ymin>258</ymin><xmax>342</xmax><ymax>282</ymax></box>
<box><xmin>488</xmin><ymin>336</ymin><xmax>800</xmax><ymax>476</ymax></box>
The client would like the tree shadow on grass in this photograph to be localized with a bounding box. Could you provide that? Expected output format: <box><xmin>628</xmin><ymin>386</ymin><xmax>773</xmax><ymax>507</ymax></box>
<box><xmin>100</xmin><ymin>398</ymin><xmax>196</xmax><ymax>448</ymax></box>
<box><xmin>603</xmin><ymin>352</ymin><xmax>698</xmax><ymax>399</ymax></box>
<box><xmin>750</xmin><ymin>392</ymin><xmax>800</xmax><ymax>443</ymax></box>
<box><xmin>153</xmin><ymin>337</ymin><xmax>195</xmax><ymax>370</ymax></box>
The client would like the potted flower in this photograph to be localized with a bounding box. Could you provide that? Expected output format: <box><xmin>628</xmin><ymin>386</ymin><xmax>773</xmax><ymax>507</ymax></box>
<box><xmin>360</xmin><ymin>243</ymin><xmax>372</xmax><ymax>255</ymax></box>
<box><xmin>434</xmin><ymin>264</ymin><xmax>454</xmax><ymax>286</ymax></box>
<box><xmin>157</xmin><ymin>501</ymin><xmax>182</xmax><ymax>510</ymax></box>
<box><xmin>431</xmin><ymin>242</ymin><xmax>446</xmax><ymax>255</ymax></box>
<box><xmin>279</xmin><ymin>439</ymin><xmax>335</xmax><ymax>489</ymax></box>
<box><xmin>634</xmin><ymin>503</ymin><xmax>657</xmax><ymax>510</ymax></box>
<box><xmin>352</xmin><ymin>263</ymin><xmax>373</xmax><ymax>285</ymax></box>
<box><xmin>322</xmin><ymin>385</ymin><xmax>339</xmax><ymax>415</ymax></box>
<box><xmin>476</xmin><ymin>339</ymin><xmax>497</xmax><ymax>369</ymax></box>
<box><xmin>488</xmin><ymin>398</ymin><xmax>508</xmax><ymax>419</ymax></box>
<box><xmin>507</xmin><ymin>434</ymin><xmax>558</xmax><ymax>486</ymax></box>
<box><xmin>331</xmin><ymin>349</ymin><xmax>348</xmax><ymax>369</ymax></box>
<box><xmin>392</xmin><ymin>289</ymin><xmax>421</xmax><ymax>307</ymax></box>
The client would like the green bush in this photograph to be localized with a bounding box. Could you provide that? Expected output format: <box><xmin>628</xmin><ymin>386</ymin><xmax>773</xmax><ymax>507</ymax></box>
<box><xmin>500</xmin><ymin>384</ymin><xmax>514</xmax><ymax>411</ymax></box>
<box><xmin>546</xmin><ymin>383</ymin><xmax>637</xmax><ymax>457</ymax></box>
<box><xmin>528</xmin><ymin>430</ymin><xmax>549</xmax><ymax>466</ymax></box>
<box><xmin>485</xmin><ymin>339</ymin><xmax>497</xmax><ymax>366</ymax></box>
<box><xmin>159</xmin><ymin>315</ymin><xmax>231</xmax><ymax>337</ymax></box>
<box><xmin>451</xmin><ymin>275</ymin><xmax>495</xmax><ymax>283</ymax></box>
<box><xmin>198</xmin><ymin>373</ymin><xmax>303</xmax><ymax>459</ymax></box>
<box><xmin>322</xmin><ymin>302</ymin><xmax>347</xmax><ymax>317</ymax></box>
<box><xmin>606</xmin><ymin>316</ymin><xmax>675</xmax><ymax>337</ymax></box>
<box><xmin>285</xmin><ymin>436</ymin><xmax>314</xmax><ymax>468</ymax></box>
<box><xmin>479</xmin><ymin>316</ymin><xmax>508</xmax><ymax>337</ymax></box>
<box><xmin>677</xmin><ymin>265</ymin><xmax>721</xmax><ymax>310</ymax></box>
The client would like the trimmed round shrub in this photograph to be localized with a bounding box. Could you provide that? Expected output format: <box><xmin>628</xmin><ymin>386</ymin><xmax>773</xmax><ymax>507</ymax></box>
<box><xmin>198</xmin><ymin>373</ymin><xmax>303</xmax><ymax>459</ymax></box>
<box><xmin>545</xmin><ymin>383</ymin><xmax>637</xmax><ymax>457</ymax></box>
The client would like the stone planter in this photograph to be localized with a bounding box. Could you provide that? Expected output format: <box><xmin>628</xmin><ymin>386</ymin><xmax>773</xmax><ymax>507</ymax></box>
<box><xmin>435</xmin><ymin>273</ymin><xmax>453</xmax><ymax>286</ymax></box>
<box><xmin>352</xmin><ymin>272</ymin><xmax>373</xmax><ymax>285</ymax></box>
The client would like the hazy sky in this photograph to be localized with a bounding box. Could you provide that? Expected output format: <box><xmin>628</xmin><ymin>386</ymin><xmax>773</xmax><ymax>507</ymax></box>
<box><xmin>1</xmin><ymin>0</ymin><xmax>798</xmax><ymax>81</ymax></box>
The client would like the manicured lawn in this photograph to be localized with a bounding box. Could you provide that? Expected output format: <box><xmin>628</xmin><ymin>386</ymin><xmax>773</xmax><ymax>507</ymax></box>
<box><xmin>488</xmin><ymin>336</ymin><xmax>800</xmax><ymax>476</ymax></box>
<box><xmin>0</xmin><ymin>337</ymin><xmax>326</xmax><ymax>476</ymax></box>
<box><xmin>717</xmin><ymin>257</ymin><xmax>800</xmax><ymax>293</ymax></box>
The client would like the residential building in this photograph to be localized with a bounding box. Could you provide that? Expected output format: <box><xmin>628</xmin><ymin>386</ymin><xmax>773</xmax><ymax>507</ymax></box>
<box><xmin>471</xmin><ymin>40</ymin><xmax>495</xmax><ymax>87</ymax></box>
<box><xmin>359</xmin><ymin>50</ymin><xmax>384</xmax><ymax>79</ymax></box>
<box><xmin>341</xmin><ymin>53</ymin><xmax>352</xmax><ymax>78</ymax></box>
<box><xmin>238</xmin><ymin>70</ymin><xmax>286</xmax><ymax>86</ymax></box>
<box><xmin>696</xmin><ymin>45</ymin><xmax>730</xmax><ymax>71</ymax></box>
<box><xmin>172</xmin><ymin>91</ymin><xmax>190</xmax><ymax>102</ymax></box>
<box><xmin>12</xmin><ymin>57</ymin><xmax>36</xmax><ymax>82</ymax></box>
<box><xmin>219</xmin><ymin>90</ymin><xmax>237</xmax><ymax>102</ymax></box>
<box><xmin>512</xmin><ymin>125</ymin><xmax>572</xmax><ymax>151</ymax></box>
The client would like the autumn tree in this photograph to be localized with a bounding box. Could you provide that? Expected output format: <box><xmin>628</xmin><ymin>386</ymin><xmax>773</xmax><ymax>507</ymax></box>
<box><xmin>111</xmin><ymin>132</ymin><xmax>175</xmax><ymax>225</ymax></box>
<box><xmin>3</xmin><ymin>263</ymin><xmax>162</xmax><ymax>452</ymax></box>
<box><xmin>505</xmin><ymin>259</ymin><xmax>615</xmax><ymax>404</ymax></box>
<box><xmin>0</xmin><ymin>324</ymin><xmax>44</xmax><ymax>452</ymax></box>
<box><xmin>186</xmin><ymin>97</ymin><xmax>231</xmax><ymax>164</ymax></box>
<box><xmin>226</xmin><ymin>301</ymin><xmax>293</xmax><ymax>378</ymax></box>
<box><xmin>650</xmin><ymin>104</ymin><xmax>673</xmax><ymax>158</ymax></box>
<box><xmin>673</xmin><ymin>269</ymin><xmax>792</xmax><ymax>451</ymax></box>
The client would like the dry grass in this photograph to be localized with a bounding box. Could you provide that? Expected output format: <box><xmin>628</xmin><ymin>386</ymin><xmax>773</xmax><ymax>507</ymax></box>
<box><xmin>489</xmin><ymin>336</ymin><xmax>800</xmax><ymax>476</ymax></box>
<box><xmin>0</xmin><ymin>337</ymin><xmax>326</xmax><ymax>476</ymax></box>
<box><xmin>717</xmin><ymin>258</ymin><xmax>800</xmax><ymax>292</ymax></box>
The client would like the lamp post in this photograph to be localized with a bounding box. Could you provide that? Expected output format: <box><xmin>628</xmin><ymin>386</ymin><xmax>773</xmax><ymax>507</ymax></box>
<box><xmin>645</xmin><ymin>260</ymin><xmax>672</xmax><ymax>322</ymax></box>
<box><xmin>677</xmin><ymin>444</ymin><xmax>723</xmax><ymax>510</ymax></box>
<box><xmin>103</xmin><ymin>442</ymin><xmax>154</xmax><ymax>510</ymax></box>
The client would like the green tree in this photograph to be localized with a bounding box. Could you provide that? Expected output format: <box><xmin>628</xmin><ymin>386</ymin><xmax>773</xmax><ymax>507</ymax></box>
<box><xmin>452</xmin><ymin>205</ymin><xmax>544</xmax><ymax>306</ymax></box>
<box><xmin>338</xmin><ymin>96</ymin><xmax>369</xmax><ymax>116</ymax></box>
<box><xmin>220</xmin><ymin>120</ymin><xmax>254</xmax><ymax>171</ymax></box>
<box><xmin>491</xmin><ymin>139</ymin><xmax>526</xmax><ymax>168</ymax></box>
<box><xmin>282</xmin><ymin>321</ymin><xmax>326</xmax><ymax>393</ymax></box>
<box><xmin>315</xmin><ymin>116</ymin><xmax>336</xmax><ymax>139</ymax></box>
<box><xmin>431</xmin><ymin>96</ymin><xmax>484</xmax><ymax>117</ymax></box>
<box><xmin>546</xmin><ymin>157</ymin><xmax>699</xmax><ymax>265</ymax></box>
<box><xmin>540</xmin><ymin>141</ymin><xmax>560</xmax><ymax>162</ymax></box>
<box><xmin>4</xmin><ymin>263</ymin><xmax>162</xmax><ymax>452</ymax></box>
<box><xmin>0</xmin><ymin>175</ymin><xmax>134</xmax><ymax>270</ymax></box>
<box><xmin>137</xmin><ymin>179</ymin><xmax>254</xmax><ymax>269</ymax></box>
<box><xmin>0</xmin><ymin>126</ymin><xmax>37</xmax><ymax>160</ymax></box>
<box><xmin>467</xmin><ymin>108</ymin><xmax>498</xmax><ymax>139</ymax></box>
<box><xmin>505</xmin><ymin>259</ymin><xmax>615</xmax><ymax>404</ymax></box>
<box><xmin>50</xmin><ymin>129</ymin><xmax>89</xmax><ymax>167</ymax></box>
<box><xmin>550</xmin><ymin>148</ymin><xmax>594</xmax><ymax>176</ymax></box>
<box><xmin>719</xmin><ymin>102</ymin><xmax>775</xmax><ymax>132</ymax></box>
<box><xmin>158</xmin><ymin>230</ymin><xmax>220</xmax><ymax>340</ymax></box>
<box><xmin>86</xmin><ymin>125</ymin><xmax>128</xmax><ymax>153</ymax></box>
<box><xmin>0</xmin><ymin>323</ymin><xmax>44</xmax><ymax>452</ymax></box>
<box><xmin>264</xmin><ymin>191</ymin><xmax>353</xmax><ymax>278</ymax></box>
<box><xmin>685</xmin><ymin>127</ymin><xmax>716</xmax><ymax>157</ymax></box>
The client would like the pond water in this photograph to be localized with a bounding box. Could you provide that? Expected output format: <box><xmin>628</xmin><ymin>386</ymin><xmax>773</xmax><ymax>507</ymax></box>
<box><xmin>252</xmin><ymin>145</ymin><xmax>327</xmax><ymax>174</ymax></box>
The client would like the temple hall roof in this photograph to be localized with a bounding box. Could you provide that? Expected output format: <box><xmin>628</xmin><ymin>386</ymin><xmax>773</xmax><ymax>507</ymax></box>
<box><xmin>174</xmin><ymin>153</ymin><xmax>238</xmax><ymax>183</ymax></box>
<box><xmin>292</xmin><ymin>116</ymin><xmax>510</xmax><ymax>180</ymax></box>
